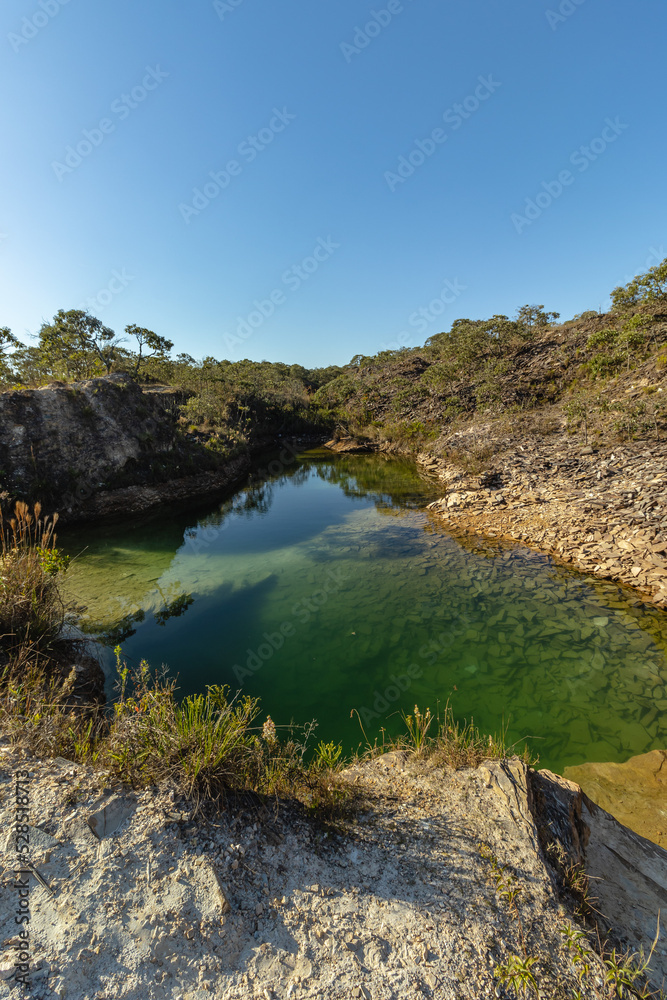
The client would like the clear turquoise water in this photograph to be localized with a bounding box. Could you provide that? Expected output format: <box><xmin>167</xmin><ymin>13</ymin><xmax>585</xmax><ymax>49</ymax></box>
<box><xmin>60</xmin><ymin>449</ymin><xmax>667</xmax><ymax>773</ymax></box>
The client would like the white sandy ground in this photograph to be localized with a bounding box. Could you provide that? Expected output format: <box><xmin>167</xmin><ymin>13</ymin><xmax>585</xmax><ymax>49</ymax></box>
<box><xmin>1</xmin><ymin>745</ymin><xmax>665</xmax><ymax>1000</ymax></box>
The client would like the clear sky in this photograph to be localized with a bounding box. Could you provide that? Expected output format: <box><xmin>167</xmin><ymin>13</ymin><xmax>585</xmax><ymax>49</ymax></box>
<box><xmin>1</xmin><ymin>0</ymin><xmax>665</xmax><ymax>368</ymax></box>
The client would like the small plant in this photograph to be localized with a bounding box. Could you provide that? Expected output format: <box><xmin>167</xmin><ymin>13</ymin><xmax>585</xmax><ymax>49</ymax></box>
<box><xmin>494</xmin><ymin>954</ymin><xmax>539</xmax><ymax>997</ymax></box>
<box><xmin>561</xmin><ymin>922</ymin><xmax>595</xmax><ymax>984</ymax></box>
<box><xmin>603</xmin><ymin>938</ymin><xmax>661</xmax><ymax>1000</ymax></box>
<box><xmin>314</xmin><ymin>740</ymin><xmax>343</xmax><ymax>770</ymax></box>
<box><xmin>480</xmin><ymin>843</ymin><xmax>528</xmax><ymax>954</ymax></box>
<box><xmin>401</xmin><ymin>704</ymin><xmax>434</xmax><ymax>751</ymax></box>
<box><xmin>262</xmin><ymin>715</ymin><xmax>277</xmax><ymax>746</ymax></box>
<box><xmin>558</xmin><ymin>914</ymin><xmax>664</xmax><ymax>999</ymax></box>
<box><xmin>36</xmin><ymin>545</ymin><xmax>70</xmax><ymax>576</ymax></box>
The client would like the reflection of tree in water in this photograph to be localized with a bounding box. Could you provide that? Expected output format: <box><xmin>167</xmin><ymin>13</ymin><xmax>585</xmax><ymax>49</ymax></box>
<box><xmin>189</xmin><ymin>464</ymin><xmax>312</xmax><ymax>537</ymax></box>
<box><xmin>93</xmin><ymin>586</ymin><xmax>195</xmax><ymax>646</ymax></box>
<box><xmin>185</xmin><ymin>451</ymin><xmax>438</xmax><ymax>542</ymax></box>
<box><xmin>154</xmin><ymin>592</ymin><xmax>194</xmax><ymax>626</ymax></box>
<box><xmin>313</xmin><ymin>454</ymin><xmax>435</xmax><ymax>510</ymax></box>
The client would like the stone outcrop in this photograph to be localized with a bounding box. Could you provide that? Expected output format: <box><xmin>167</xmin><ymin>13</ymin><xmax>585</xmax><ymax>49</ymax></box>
<box><xmin>0</xmin><ymin>376</ymin><xmax>253</xmax><ymax>523</ymax></box>
<box><xmin>0</xmin><ymin>375</ymin><xmax>182</xmax><ymax>512</ymax></box>
<box><xmin>67</xmin><ymin>458</ymin><xmax>251</xmax><ymax>524</ymax></box>
<box><xmin>531</xmin><ymin>767</ymin><xmax>667</xmax><ymax>984</ymax></box>
<box><xmin>418</xmin><ymin>434</ymin><xmax>667</xmax><ymax>610</ymax></box>
<box><xmin>324</xmin><ymin>437</ymin><xmax>375</xmax><ymax>453</ymax></box>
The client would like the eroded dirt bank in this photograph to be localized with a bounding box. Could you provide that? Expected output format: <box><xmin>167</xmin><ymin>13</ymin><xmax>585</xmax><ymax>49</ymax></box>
<box><xmin>1</xmin><ymin>747</ymin><xmax>665</xmax><ymax>1000</ymax></box>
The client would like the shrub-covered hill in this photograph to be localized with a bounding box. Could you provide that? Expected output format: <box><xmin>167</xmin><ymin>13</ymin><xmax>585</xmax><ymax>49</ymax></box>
<box><xmin>315</xmin><ymin>262</ymin><xmax>667</xmax><ymax>457</ymax></box>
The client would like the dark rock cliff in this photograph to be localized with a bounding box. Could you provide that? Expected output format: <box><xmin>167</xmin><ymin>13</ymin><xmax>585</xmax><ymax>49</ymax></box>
<box><xmin>0</xmin><ymin>375</ymin><xmax>204</xmax><ymax>516</ymax></box>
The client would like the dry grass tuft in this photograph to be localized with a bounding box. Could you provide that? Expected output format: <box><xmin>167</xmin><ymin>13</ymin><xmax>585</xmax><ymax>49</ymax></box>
<box><xmin>0</xmin><ymin>501</ymin><xmax>73</xmax><ymax>658</ymax></box>
<box><xmin>353</xmin><ymin>700</ymin><xmax>537</xmax><ymax>770</ymax></box>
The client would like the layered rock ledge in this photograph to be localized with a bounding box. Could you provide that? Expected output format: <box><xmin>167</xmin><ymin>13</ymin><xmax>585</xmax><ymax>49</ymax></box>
<box><xmin>1</xmin><ymin>748</ymin><xmax>665</xmax><ymax>999</ymax></box>
<box><xmin>416</xmin><ymin>435</ymin><xmax>667</xmax><ymax>611</ymax></box>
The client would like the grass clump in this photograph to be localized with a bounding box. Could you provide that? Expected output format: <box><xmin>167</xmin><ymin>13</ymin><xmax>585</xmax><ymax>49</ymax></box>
<box><xmin>0</xmin><ymin>648</ymin><xmax>352</xmax><ymax>820</ymax></box>
<box><xmin>98</xmin><ymin>653</ymin><xmax>348</xmax><ymax>814</ymax></box>
<box><xmin>0</xmin><ymin>653</ymin><xmax>96</xmax><ymax>760</ymax></box>
<box><xmin>353</xmin><ymin>700</ymin><xmax>536</xmax><ymax>769</ymax></box>
<box><xmin>0</xmin><ymin>501</ymin><xmax>72</xmax><ymax>659</ymax></box>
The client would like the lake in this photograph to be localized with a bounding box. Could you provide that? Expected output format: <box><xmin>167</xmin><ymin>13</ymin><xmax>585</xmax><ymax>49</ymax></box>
<box><xmin>59</xmin><ymin>448</ymin><xmax>667</xmax><ymax>773</ymax></box>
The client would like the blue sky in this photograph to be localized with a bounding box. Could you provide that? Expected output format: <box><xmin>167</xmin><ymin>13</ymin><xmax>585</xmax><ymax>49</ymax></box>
<box><xmin>1</xmin><ymin>0</ymin><xmax>665</xmax><ymax>368</ymax></box>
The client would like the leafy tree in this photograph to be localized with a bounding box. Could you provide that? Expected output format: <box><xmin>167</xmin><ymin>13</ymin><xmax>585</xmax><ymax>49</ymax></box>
<box><xmin>7</xmin><ymin>344</ymin><xmax>52</xmax><ymax>386</ymax></box>
<box><xmin>484</xmin><ymin>314</ymin><xmax>523</xmax><ymax>352</ymax></box>
<box><xmin>610</xmin><ymin>257</ymin><xmax>667</xmax><ymax>309</ymax></box>
<box><xmin>0</xmin><ymin>326</ymin><xmax>18</xmax><ymax>355</ymax></box>
<box><xmin>125</xmin><ymin>325</ymin><xmax>174</xmax><ymax>378</ymax></box>
<box><xmin>37</xmin><ymin>310</ymin><xmax>122</xmax><ymax>379</ymax></box>
<box><xmin>0</xmin><ymin>327</ymin><xmax>19</xmax><ymax>382</ymax></box>
<box><xmin>515</xmin><ymin>304</ymin><xmax>560</xmax><ymax>334</ymax></box>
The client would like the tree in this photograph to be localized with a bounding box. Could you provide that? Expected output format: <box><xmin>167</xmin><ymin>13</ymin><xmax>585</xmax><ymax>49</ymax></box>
<box><xmin>0</xmin><ymin>327</ymin><xmax>19</xmax><ymax>382</ymax></box>
<box><xmin>125</xmin><ymin>325</ymin><xmax>174</xmax><ymax>377</ymax></box>
<box><xmin>38</xmin><ymin>310</ymin><xmax>122</xmax><ymax>379</ymax></box>
<box><xmin>484</xmin><ymin>314</ymin><xmax>523</xmax><ymax>352</ymax></box>
<box><xmin>515</xmin><ymin>304</ymin><xmax>560</xmax><ymax>334</ymax></box>
<box><xmin>0</xmin><ymin>327</ymin><xmax>18</xmax><ymax>354</ymax></box>
<box><xmin>610</xmin><ymin>257</ymin><xmax>667</xmax><ymax>310</ymax></box>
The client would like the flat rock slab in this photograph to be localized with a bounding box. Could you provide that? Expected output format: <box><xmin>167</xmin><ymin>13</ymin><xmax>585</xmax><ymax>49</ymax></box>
<box><xmin>532</xmin><ymin>768</ymin><xmax>667</xmax><ymax>990</ymax></box>
<box><xmin>564</xmin><ymin>749</ymin><xmax>667</xmax><ymax>848</ymax></box>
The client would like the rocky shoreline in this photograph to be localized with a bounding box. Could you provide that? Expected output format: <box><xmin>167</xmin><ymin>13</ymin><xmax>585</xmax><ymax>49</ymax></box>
<box><xmin>324</xmin><ymin>430</ymin><xmax>667</xmax><ymax>610</ymax></box>
<box><xmin>1</xmin><ymin>746</ymin><xmax>665</xmax><ymax>1000</ymax></box>
<box><xmin>412</xmin><ymin>436</ymin><xmax>667</xmax><ymax>611</ymax></box>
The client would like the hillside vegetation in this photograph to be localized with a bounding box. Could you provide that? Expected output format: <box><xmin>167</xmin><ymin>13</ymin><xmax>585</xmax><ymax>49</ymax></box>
<box><xmin>2</xmin><ymin>258</ymin><xmax>667</xmax><ymax>465</ymax></box>
<box><xmin>0</xmin><ymin>318</ymin><xmax>343</xmax><ymax>460</ymax></box>
<box><xmin>315</xmin><ymin>261</ymin><xmax>667</xmax><ymax>463</ymax></box>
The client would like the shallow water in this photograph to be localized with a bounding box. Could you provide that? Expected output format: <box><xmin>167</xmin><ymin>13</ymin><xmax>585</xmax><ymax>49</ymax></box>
<box><xmin>59</xmin><ymin>449</ymin><xmax>667</xmax><ymax>773</ymax></box>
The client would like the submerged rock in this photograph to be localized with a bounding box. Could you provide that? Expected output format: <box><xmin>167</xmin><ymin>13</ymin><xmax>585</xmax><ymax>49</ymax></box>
<box><xmin>563</xmin><ymin>748</ymin><xmax>667</xmax><ymax>849</ymax></box>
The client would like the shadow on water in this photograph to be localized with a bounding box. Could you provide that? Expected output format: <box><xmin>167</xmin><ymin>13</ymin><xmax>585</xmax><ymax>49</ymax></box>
<box><xmin>58</xmin><ymin>449</ymin><xmax>667</xmax><ymax>773</ymax></box>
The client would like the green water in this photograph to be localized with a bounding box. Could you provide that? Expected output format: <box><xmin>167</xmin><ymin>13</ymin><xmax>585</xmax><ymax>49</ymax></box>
<box><xmin>59</xmin><ymin>449</ymin><xmax>667</xmax><ymax>773</ymax></box>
